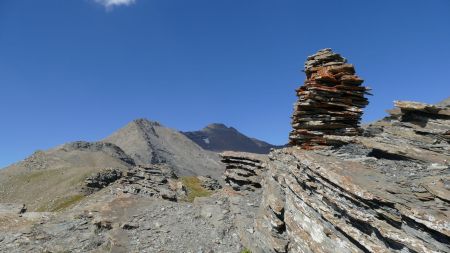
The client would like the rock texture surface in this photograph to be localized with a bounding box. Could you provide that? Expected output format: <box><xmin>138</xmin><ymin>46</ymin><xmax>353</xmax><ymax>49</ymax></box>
<box><xmin>221</xmin><ymin>151</ymin><xmax>268</xmax><ymax>191</ymax></box>
<box><xmin>289</xmin><ymin>48</ymin><xmax>371</xmax><ymax>148</ymax></box>
<box><xmin>0</xmin><ymin>191</ymin><xmax>245</xmax><ymax>253</ymax></box>
<box><xmin>84</xmin><ymin>168</ymin><xmax>123</xmax><ymax>192</ymax></box>
<box><xmin>119</xmin><ymin>164</ymin><xmax>185</xmax><ymax>201</ymax></box>
<box><xmin>255</xmin><ymin>99</ymin><xmax>450</xmax><ymax>253</ymax></box>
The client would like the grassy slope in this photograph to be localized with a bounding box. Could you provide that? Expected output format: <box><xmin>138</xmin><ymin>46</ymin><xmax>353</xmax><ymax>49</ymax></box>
<box><xmin>0</xmin><ymin>150</ymin><xmax>131</xmax><ymax>211</ymax></box>
<box><xmin>180</xmin><ymin>176</ymin><xmax>213</xmax><ymax>202</ymax></box>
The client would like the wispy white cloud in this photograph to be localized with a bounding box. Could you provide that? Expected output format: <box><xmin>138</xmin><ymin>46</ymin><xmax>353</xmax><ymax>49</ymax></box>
<box><xmin>94</xmin><ymin>0</ymin><xmax>136</xmax><ymax>9</ymax></box>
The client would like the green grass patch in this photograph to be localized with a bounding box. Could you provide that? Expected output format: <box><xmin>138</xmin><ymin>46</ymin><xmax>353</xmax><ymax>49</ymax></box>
<box><xmin>240</xmin><ymin>249</ymin><xmax>252</xmax><ymax>253</ymax></box>
<box><xmin>180</xmin><ymin>176</ymin><xmax>213</xmax><ymax>202</ymax></box>
<box><xmin>51</xmin><ymin>194</ymin><xmax>85</xmax><ymax>211</ymax></box>
<box><xmin>39</xmin><ymin>194</ymin><xmax>85</xmax><ymax>212</ymax></box>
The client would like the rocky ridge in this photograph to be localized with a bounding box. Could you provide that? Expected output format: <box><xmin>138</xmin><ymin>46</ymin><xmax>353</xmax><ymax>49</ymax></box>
<box><xmin>256</xmin><ymin>142</ymin><xmax>449</xmax><ymax>252</ymax></box>
<box><xmin>253</xmin><ymin>97</ymin><xmax>450</xmax><ymax>252</ymax></box>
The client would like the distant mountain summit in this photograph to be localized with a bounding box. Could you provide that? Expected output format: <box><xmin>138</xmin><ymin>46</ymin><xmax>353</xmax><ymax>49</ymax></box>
<box><xmin>183</xmin><ymin>123</ymin><xmax>279</xmax><ymax>154</ymax></box>
<box><xmin>104</xmin><ymin>119</ymin><xmax>222</xmax><ymax>177</ymax></box>
<box><xmin>438</xmin><ymin>96</ymin><xmax>450</xmax><ymax>107</ymax></box>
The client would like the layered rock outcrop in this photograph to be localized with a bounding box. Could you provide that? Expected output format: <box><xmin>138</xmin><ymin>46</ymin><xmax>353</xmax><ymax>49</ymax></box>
<box><xmin>84</xmin><ymin>168</ymin><xmax>123</xmax><ymax>192</ymax></box>
<box><xmin>256</xmin><ymin>49</ymin><xmax>449</xmax><ymax>253</ymax></box>
<box><xmin>221</xmin><ymin>151</ymin><xmax>267</xmax><ymax>191</ymax></box>
<box><xmin>289</xmin><ymin>49</ymin><xmax>371</xmax><ymax>148</ymax></box>
<box><xmin>255</xmin><ymin>99</ymin><xmax>450</xmax><ymax>253</ymax></box>
<box><xmin>119</xmin><ymin>164</ymin><xmax>185</xmax><ymax>201</ymax></box>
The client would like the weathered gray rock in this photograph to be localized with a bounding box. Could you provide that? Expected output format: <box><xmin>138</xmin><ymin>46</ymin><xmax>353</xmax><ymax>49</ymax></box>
<box><xmin>255</xmin><ymin>91</ymin><xmax>450</xmax><ymax>253</ymax></box>
<box><xmin>84</xmin><ymin>168</ymin><xmax>123</xmax><ymax>191</ymax></box>
<box><xmin>118</xmin><ymin>164</ymin><xmax>185</xmax><ymax>201</ymax></box>
<box><xmin>0</xmin><ymin>191</ymin><xmax>245</xmax><ymax>253</ymax></box>
<box><xmin>256</xmin><ymin>98</ymin><xmax>450</xmax><ymax>253</ymax></box>
<box><xmin>256</xmin><ymin>146</ymin><xmax>450</xmax><ymax>253</ymax></box>
<box><xmin>197</xmin><ymin>175</ymin><xmax>222</xmax><ymax>190</ymax></box>
<box><xmin>221</xmin><ymin>151</ymin><xmax>268</xmax><ymax>191</ymax></box>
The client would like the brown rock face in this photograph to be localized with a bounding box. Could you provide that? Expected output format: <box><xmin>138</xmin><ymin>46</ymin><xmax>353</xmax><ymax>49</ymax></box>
<box><xmin>289</xmin><ymin>48</ymin><xmax>371</xmax><ymax>148</ymax></box>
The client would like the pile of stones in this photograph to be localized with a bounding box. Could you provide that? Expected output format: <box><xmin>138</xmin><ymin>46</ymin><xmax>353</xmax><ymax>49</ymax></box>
<box><xmin>221</xmin><ymin>151</ymin><xmax>267</xmax><ymax>191</ymax></box>
<box><xmin>289</xmin><ymin>48</ymin><xmax>371</xmax><ymax>148</ymax></box>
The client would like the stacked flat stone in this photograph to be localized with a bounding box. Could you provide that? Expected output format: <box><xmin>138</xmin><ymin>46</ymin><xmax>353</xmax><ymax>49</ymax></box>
<box><xmin>289</xmin><ymin>48</ymin><xmax>371</xmax><ymax>148</ymax></box>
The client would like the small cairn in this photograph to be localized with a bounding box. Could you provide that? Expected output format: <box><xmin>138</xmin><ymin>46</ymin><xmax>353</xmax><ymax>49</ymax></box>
<box><xmin>289</xmin><ymin>48</ymin><xmax>371</xmax><ymax>148</ymax></box>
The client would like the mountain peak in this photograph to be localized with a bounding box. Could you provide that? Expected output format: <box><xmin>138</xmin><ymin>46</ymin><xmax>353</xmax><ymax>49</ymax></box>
<box><xmin>204</xmin><ymin>123</ymin><xmax>238</xmax><ymax>133</ymax></box>
<box><xmin>104</xmin><ymin>119</ymin><xmax>222</xmax><ymax>177</ymax></box>
<box><xmin>184</xmin><ymin>123</ymin><xmax>279</xmax><ymax>154</ymax></box>
<box><xmin>132</xmin><ymin>118</ymin><xmax>161</xmax><ymax>127</ymax></box>
<box><xmin>205</xmin><ymin>123</ymin><xmax>228</xmax><ymax>129</ymax></box>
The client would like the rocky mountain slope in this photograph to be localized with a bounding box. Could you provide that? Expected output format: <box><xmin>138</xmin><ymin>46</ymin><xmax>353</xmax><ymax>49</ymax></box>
<box><xmin>0</xmin><ymin>119</ymin><xmax>224</xmax><ymax>212</ymax></box>
<box><xmin>183</xmin><ymin>123</ymin><xmax>279</xmax><ymax>154</ymax></box>
<box><xmin>0</xmin><ymin>141</ymin><xmax>135</xmax><ymax>211</ymax></box>
<box><xmin>104</xmin><ymin>119</ymin><xmax>223</xmax><ymax>178</ymax></box>
<box><xmin>0</xmin><ymin>149</ymin><xmax>262</xmax><ymax>253</ymax></box>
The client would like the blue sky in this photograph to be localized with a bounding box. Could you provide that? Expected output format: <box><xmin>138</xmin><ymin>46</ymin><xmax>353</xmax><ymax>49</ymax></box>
<box><xmin>0</xmin><ymin>0</ymin><xmax>449</xmax><ymax>167</ymax></box>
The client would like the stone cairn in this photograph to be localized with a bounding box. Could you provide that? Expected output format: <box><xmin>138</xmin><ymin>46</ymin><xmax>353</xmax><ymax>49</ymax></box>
<box><xmin>289</xmin><ymin>48</ymin><xmax>371</xmax><ymax>148</ymax></box>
